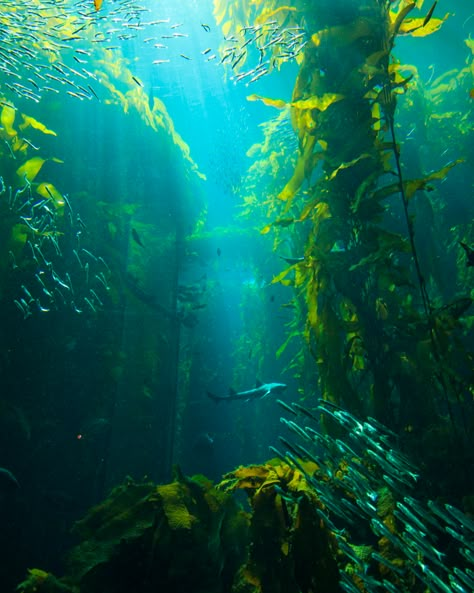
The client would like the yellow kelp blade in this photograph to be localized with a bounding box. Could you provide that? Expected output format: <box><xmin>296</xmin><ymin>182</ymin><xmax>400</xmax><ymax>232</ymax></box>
<box><xmin>389</xmin><ymin>2</ymin><xmax>416</xmax><ymax>38</ymax></box>
<box><xmin>36</xmin><ymin>182</ymin><xmax>65</xmax><ymax>209</ymax></box>
<box><xmin>221</xmin><ymin>20</ymin><xmax>232</xmax><ymax>37</ymax></box>
<box><xmin>16</xmin><ymin>157</ymin><xmax>46</xmax><ymax>183</ymax></box>
<box><xmin>371</xmin><ymin>159</ymin><xmax>464</xmax><ymax>203</ymax></box>
<box><xmin>328</xmin><ymin>154</ymin><xmax>373</xmax><ymax>181</ymax></box>
<box><xmin>404</xmin><ymin>159</ymin><xmax>464</xmax><ymax>199</ymax></box>
<box><xmin>16</xmin><ymin>157</ymin><xmax>63</xmax><ymax>183</ymax></box>
<box><xmin>278</xmin><ymin>136</ymin><xmax>317</xmax><ymax>205</ymax></box>
<box><xmin>255</xmin><ymin>6</ymin><xmax>296</xmax><ymax>25</ymax></box>
<box><xmin>11</xmin><ymin>135</ymin><xmax>29</xmax><ymax>154</ymax></box>
<box><xmin>10</xmin><ymin>223</ymin><xmax>29</xmax><ymax>255</ymax></box>
<box><xmin>399</xmin><ymin>14</ymin><xmax>449</xmax><ymax>37</ymax></box>
<box><xmin>1</xmin><ymin>103</ymin><xmax>16</xmax><ymax>137</ymax></box>
<box><xmin>312</xmin><ymin>18</ymin><xmax>376</xmax><ymax>49</ymax></box>
<box><xmin>291</xmin><ymin>94</ymin><xmax>344</xmax><ymax>112</ymax></box>
<box><xmin>247</xmin><ymin>94</ymin><xmax>287</xmax><ymax>110</ymax></box>
<box><xmin>20</xmin><ymin>115</ymin><xmax>56</xmax><ymax>136</ymax></box>
<box><xmin>271</xmin><ymin>265</ymin><xmax>296</xmax><ymax>286</ymax></box>
<box><xmin>260</xmin><ymin>218</ymin><xmax>294</xmax><ymax>234</ymax></box>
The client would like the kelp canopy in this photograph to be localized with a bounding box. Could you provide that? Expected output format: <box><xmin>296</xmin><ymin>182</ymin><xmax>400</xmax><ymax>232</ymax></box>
<box><xmin>216</xmin><ymin>0</ymin><xmax>473</xmax><ymax>482</ymax></box>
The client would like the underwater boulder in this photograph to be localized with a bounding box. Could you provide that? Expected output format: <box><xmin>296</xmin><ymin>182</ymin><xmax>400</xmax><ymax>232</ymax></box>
<box><xmin>65</xmin><ymin>471</ymin><xmax>249</xmax><ymax>593</ymax></box>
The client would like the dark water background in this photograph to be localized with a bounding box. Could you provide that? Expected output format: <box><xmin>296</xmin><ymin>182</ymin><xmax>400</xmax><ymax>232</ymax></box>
<box><xmin>0</xmin><ymin>0</ymin><xmax>472</xmax><ymax>590</ymax></box>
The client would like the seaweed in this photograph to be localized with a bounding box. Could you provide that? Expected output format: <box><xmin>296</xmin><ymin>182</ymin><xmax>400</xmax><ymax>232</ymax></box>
<box><xmin>20</xmin><ymin>471</ymin><xmax>250</xmax><ymax>593</ymax></box>
<box><xmin>16</xmin><ymin>464</ymin><xmax>344</xmax><ymax>593</ymax></box>
<box><xmin>230</xmin><ymin>0</ymin><xmax>473</xmax><ymax>491</ymax></box>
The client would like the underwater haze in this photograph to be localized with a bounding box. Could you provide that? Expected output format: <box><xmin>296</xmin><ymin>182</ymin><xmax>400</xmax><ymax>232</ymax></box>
<box><xmin>0</xmin><ymin>0</ymin><xmax>473</xmax><ymax>592</ymax></box>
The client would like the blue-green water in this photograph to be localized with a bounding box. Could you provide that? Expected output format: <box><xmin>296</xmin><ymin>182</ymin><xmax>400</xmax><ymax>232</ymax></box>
<box><xmin>0</xmin><ymin>1</ymin><xmax>473</xmax><ymax>591</ymax></box>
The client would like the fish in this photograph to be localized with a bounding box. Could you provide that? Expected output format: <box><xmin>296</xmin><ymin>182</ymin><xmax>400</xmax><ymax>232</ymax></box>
<box><xmin>423</xmin><ymin>1</ymin><xmax>438</xmax><ymax>27</ymax></box>
<box><xmin>453</xmin><ymin>568</ymin><xmax>474</xmax><ymax>591</ymax></box>
<box><xmin>444</xmin><ymin>503</ymin><xmax>474</xmax><ymax>532</ymax></box>
<box><xmin>276</xmin><ymin>398</ymin><xmax>297</xmax><ymax>416</ymax></box>
<box><xmin>220</xmin><ymin>20</ymin><xmax>307</xmax><ymax>83</ymax></box>
<box><xmin>460</xmin><ymin>241</ymin><xmax>474</xmax><ymax>266</ymax></box>
<box><xmin>279</xmin><ymin>255</ymin><xmax>305</xmax><ymax>265</ymax></box>
<box><xmin>274</xmin><ymin>399</ymin><xmax>474</xmax><ymax>591</ymax></box>
<box><xmin>131</xmin><ymin>76</ymin><xmax>143</xmax><ymax>87</ymax></box>
<box><xmin>0</xmin><ymin>467</ymin><xmax>19</xmax><ymax>491</ymax></box>
<box><xmin>131</xmin><ymin>228</ymin><xmax>145</xmax><ymax>247</ymax></box>
<box><xmin>207</xmin><ymin>380</ymin><xmax>287</xmax><ymax>402</ymax></box>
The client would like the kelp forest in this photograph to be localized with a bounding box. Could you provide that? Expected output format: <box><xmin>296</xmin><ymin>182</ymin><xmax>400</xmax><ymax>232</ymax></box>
<box><xmin>231</xmin><ymin>0</ymin><xmax>473</xmax><ymax>485</ymax></box>
<box><xmin>0</xmin><ymin>0</ymin><xmax>473</xmax><ymax>592</ymax></box>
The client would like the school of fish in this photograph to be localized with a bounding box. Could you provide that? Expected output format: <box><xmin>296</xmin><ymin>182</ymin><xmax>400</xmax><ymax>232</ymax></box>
<box><xmin>0</xmin><ymin>0</ymin><xmax>308</xmax><ymax>107</ymax></box>
<box><xmin>274</xmin><ymin>398</ymin><xmax>474</xmax><ymax>593</ymax></box>
<box><xmin>2</xmin><ymin>174</ymin><xmax>111</xmax><ymax>317</ymax></box>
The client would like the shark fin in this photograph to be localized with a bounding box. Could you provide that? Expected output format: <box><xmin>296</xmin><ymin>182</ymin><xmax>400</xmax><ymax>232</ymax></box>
<box><xmin>255</xmin><ymin>379</ymin><xmax>263</xmax><ymax>388</ymax></box>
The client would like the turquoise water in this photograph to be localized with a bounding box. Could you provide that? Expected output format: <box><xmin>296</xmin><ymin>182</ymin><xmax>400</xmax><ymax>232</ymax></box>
<box><xmin>0</xmin><ymin>1</ymin><xmax>473</xmax><ymax>591</ymax></box>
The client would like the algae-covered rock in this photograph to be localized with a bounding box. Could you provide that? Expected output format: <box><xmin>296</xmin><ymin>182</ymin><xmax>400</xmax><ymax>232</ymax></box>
<box><xmin>15</xmin><ymin>463</ymin><xmax>343</xmax><ymax>593</ymax></box>
<box><xmin>219</xmin><ymin>460</ymin><xmax>340</xmax><ymax>593</ymax></box>
<box><xmin>65</xmin><ymin>470</ymin><xmax>248</xmax><ymax>593</ymax></box>
<box><xmin>16</xmin><ymin>568</ymin><xmax>76</xmax><ymax>593</ymax></box>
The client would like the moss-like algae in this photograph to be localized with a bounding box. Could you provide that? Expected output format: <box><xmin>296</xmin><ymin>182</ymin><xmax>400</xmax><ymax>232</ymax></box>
<box><xmin>61</xmin><ymin>469</ymin><xmax>248</xmax><ymax>593</ymax></box>
<box><xmin>16</xmin><ymin>463</ymin><xmax>346</xmax><ymax>593</ymax></box>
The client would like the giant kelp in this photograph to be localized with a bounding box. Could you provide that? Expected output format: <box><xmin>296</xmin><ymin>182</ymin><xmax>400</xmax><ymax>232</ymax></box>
<box><xmin>229</xmin><ymin>0</ymin><xmax>473</xmax><ymax>485</ymax></box>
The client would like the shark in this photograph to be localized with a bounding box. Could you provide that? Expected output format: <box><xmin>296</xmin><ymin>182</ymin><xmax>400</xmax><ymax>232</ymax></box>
<box><xmin>207</xmin><ymin>380</ymin><xmax>287</xmax><ymax>403</ymax></box>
